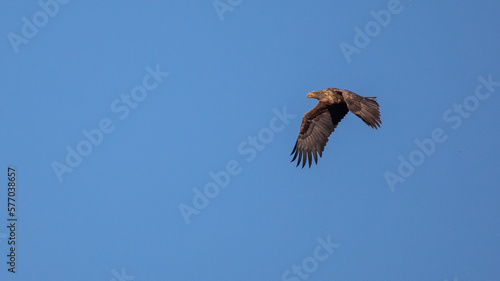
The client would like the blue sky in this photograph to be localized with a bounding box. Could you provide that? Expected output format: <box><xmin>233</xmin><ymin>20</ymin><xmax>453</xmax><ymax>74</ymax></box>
<box><xmin>1</xmin><ymin>0</ymin><xmax>499</xmax><ymax>280</ymax></box>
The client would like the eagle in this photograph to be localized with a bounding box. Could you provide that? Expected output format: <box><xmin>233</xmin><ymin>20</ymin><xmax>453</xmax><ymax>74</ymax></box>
<box><xmin>291</xmin><ymin>88</ymin><xmax>381</xmax><ymax>168</ymax></box>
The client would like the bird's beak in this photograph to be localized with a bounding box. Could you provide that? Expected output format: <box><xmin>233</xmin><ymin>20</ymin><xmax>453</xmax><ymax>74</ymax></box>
<box><xmin>307</xmin><ymin>92</ymin><xmax>314</xmax><ymax>98</ymax></box>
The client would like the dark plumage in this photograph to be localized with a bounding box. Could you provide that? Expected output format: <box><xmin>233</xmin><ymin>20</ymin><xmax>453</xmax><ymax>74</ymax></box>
<box><xmin>291</xmin><ymin>88</ymin><xmax>381</xmax><ymax>168</ymax></box>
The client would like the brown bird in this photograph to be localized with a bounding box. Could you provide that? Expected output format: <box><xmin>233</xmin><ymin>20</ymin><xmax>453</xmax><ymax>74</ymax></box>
<box><xmin>291</xmin><ymin>88</ymin><xmax>381</xmax><ymax>168</ymax></box>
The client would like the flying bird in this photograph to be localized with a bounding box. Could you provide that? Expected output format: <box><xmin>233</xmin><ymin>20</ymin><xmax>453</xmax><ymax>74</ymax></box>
<box><xmin>291</xmin><ymin>88</ymin><xmax>381</xmax><ymax>168</ymax></box>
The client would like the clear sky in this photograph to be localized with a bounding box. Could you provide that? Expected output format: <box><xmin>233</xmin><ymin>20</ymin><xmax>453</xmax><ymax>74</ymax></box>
<box><xmin>1</xmin><ymin>1</ymin><xmax>499</xmax><ymax>280</ymax></box>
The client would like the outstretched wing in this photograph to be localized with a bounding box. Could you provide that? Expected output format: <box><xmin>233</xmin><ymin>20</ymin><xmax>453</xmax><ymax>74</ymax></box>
<box><xmin>340</xmin><ymin>90</ymin><xmax>381</xmax><ymax>129</ymax></box>
<box><xmin>291</xmin><ymin>102</ymin><xmax>349</xmax><ymax>168</ymax></box>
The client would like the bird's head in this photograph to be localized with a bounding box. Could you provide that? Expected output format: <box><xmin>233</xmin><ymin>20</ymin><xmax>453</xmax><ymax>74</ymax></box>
<box><xmin>307</xmin><ymin>88</ymin><xmax>340</xmax><ymax>103</ymax></box>
<box><xmin>307</xmin><ymin>89</ymin><xmax>332</xmax><ymax>100</ymax></box>
<box><xmin>307</xmin><ymin>91</ymin><xmax>320</xmax><ymax>99</ymax></box>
